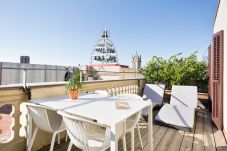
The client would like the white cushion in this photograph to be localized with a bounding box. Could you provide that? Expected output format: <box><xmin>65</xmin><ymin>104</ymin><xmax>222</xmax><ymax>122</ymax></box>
<box><xmin>94</xmin><ymin>90</ymin><xmax>108</xmax><ymax>96</ymax></box>
<box><xmin>155</xmin><ymin>104</ymin><xmax>195</xmax><ymax>129</ymax></box>
<box><xmin>170</xmin><ymin>85</ymin><xmax>197</xmax><ymax>108</ymax></box>
<box><xmin>142</xmin><ymin>84</ymin><xmax>165</xmax><ymax>103</ymax></box>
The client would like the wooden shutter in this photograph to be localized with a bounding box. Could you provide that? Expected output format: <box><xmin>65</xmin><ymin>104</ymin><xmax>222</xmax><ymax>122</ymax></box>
<box><xmin>211</xmin><ymin>30</ymin><xmax>224</xmax><ymax>130</ymax></box>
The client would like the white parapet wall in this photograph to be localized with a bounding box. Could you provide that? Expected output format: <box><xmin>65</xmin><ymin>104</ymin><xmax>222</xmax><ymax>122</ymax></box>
<box><xmin>0</xmin><ymin>62</ymin><xmax>67</xmax><ymax>85</ymax></box>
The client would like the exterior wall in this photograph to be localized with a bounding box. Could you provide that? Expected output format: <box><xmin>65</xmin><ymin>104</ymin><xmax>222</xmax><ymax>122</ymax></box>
<box><xmin>100</xmin><ymin>75</ymin><xmax>120</xmax><ymax>80</ymax></box>
<box><xmin>85</xmin><ymin>64</ymin><xmax>144</xmax><ymax>80</ymax></box>
<box><xmin>120</xmin><ymin>67</ymin><xmax>143</xmax><ymax>79</ymax></box>
<box><xmin>0</xmin><ymin>62</ymin><xmax>67</xmax><ymax>85</ymax></box>
<box><xmin>213</xmin><ymin>0</ymin><xmax>227</xmax><ymax>137</ymax></box>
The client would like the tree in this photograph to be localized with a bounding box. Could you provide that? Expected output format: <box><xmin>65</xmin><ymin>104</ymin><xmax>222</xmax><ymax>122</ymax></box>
<box><xmin>140</xmin><ymin>52</ymin><xmax>208</xmax><ymax>92</ymax></box>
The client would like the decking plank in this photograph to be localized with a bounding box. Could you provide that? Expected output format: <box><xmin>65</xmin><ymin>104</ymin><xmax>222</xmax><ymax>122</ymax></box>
<box><xmin>153</xmin><ymin>126</ymin><xmax>168</xmax><ymax>150</ymax></box>
<box><xmin>203</xmin><ymin>111</ymin><xmax>216</xmax><ymax>151</ymax></box>
<box><xmin>179</xmin><ymin>112</ymin><xmax>196</xmax><ymax>151</ymax></box>
<box><xmin>179</xmin><ymin>131</ymin><xmax>194</xmax><ymax>151</ymax></box>
<box><xmin>155</xmin><ymin>128</ymin><xmax>176</xmax><ymax>151</ymax></box>
<box><xmin>134</xmin><ymin>122</ymin><xmax>160</xmax><ymax>151</ymax></box>
<box><xmin>153</xmin><ymin>124</ymin><xmax>160</xmax><ymax>133</ymax></box>
<box><xmin>212</xmin><ymin>124</ymin><xmax>227</xmax><ymax>151</ymax></box>
<box><xmin>167</xmin><ymin>130</ymin><xmax>185</xmax><ymax>151</ymax></box>
<box><xmin>192</xmin><ymin>110</ymin><xmax>205</xmax><ymax>151</ymax></box>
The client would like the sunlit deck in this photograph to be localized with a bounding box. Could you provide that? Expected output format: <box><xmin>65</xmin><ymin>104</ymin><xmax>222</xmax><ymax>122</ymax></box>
<box><xmin>39</xmin><ymin>109</ymin><xmax>227</xmax><ymax>151</ymax></box>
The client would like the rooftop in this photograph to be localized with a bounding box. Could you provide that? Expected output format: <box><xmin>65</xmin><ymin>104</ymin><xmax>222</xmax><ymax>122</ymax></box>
<box><xmin>0</xmin><ymin>79</ymin><xmax>226</xmax><ymax>151</ymax></box>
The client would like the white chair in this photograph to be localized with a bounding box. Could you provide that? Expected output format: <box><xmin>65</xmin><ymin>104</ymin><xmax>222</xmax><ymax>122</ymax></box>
<box><xmin>142</xmin><ymin>84</ymin><xmax>165</xmax><ymax>116</ymax></box>
<box><xmin>155</xmin><ymin>85</ymin><xmax>198</xmax><ymax>131</ymax></box>
<box><xmin>93</xmin><ymin>90</ymin><xmax>109</xmax><ymax>96</ymax></box>
<box><xmin>58</xmin><ymin>111</ymin><xmax>111</xmax><ymax>151</ymax></box>
<box><xmin>26</xmin><ymin>103</ymin><xmax>66</xmax><ymax>151</ymax></box>
<box><xmin>116</xmin><ymin>94</ymin><xmax>144</xmax><ymax>150</ymax></box>
<box><xmin>169</xmin><ymin>85</ymin><xmax>197</xmax><ymax>108</ymax></box>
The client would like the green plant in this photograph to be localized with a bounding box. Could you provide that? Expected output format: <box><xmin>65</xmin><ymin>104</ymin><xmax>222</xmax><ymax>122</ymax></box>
<box><xmin>140</xmin><ymin>52</ymin><xmax>208</xmax><ymax>92</ymax></box>
<box><xmin>65</xmin><ymin>70</ymin><xmax>82</xmax><ymax>90</ymax></box>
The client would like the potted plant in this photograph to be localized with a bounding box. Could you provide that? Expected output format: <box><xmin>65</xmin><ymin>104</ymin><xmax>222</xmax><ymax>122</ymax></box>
<box><xmin>65</xmin><ymin>69</ymin><xmax>82</xmax><ymax>100</ymax></box>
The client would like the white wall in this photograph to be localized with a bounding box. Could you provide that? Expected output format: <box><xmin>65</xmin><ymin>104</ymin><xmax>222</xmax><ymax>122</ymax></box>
<box><xmin>1</xmin><ymin>62</ymin><xmax>67</xmax><ymax>85</ymax></box>
<box><xmin>214</xmin><ymin>0</ymin><xmax>227</xmax><ymax>133</ymax></box>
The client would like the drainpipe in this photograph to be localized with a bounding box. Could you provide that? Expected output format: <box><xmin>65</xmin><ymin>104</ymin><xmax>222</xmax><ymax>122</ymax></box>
<box><xmin>0</xmin><ymin>62</ymin><xmax>2</xmax><ymax>85</ymax></box>
<box><xmin>80</xmin><ymin>71</ymin><xmax>82</xmax><ymax>82</ymax></box>
<box><xmin>22</xmin><ymin>69</ymin><xmax>27</xmax><ymax>89</ymax></box>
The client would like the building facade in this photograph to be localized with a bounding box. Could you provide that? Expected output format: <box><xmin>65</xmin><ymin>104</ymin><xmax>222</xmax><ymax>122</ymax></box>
<box><xmin>87</xmin><ymin>29</ymin><xmax>143</xmax><ymax>81</ymax></box>
<box><xmin>209</xmin><ymin>0</ymin><xmax>227</xmax><ymax>141</ymax></box>
<box><xmin>85</xmin><ymin>64</ymin><xmax>143</xmax><ymax>81</ymax></box>
<box><xmin>0</xmin><ymin>62</ymin><xmax>67</xmax><ymax>85</ymax></box>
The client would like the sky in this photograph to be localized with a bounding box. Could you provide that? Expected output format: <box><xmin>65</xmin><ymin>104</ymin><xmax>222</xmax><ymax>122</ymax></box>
<box><xmin>0</xmin><ymin>0</ymin><xmax>218</xmax><ymax>67</ymax></box>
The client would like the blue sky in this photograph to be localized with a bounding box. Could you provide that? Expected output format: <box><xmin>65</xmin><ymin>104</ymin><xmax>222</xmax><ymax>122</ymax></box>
<box><xmin>0</xmin><ymin>0</ymin><xmax>217</xmax><ymax>67</ymax></box>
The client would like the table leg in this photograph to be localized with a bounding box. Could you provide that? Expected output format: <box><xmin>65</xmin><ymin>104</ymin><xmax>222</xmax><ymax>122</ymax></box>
<box><xmin>110</xmin><ymin>125</ymin><xmax>118</xmax><ymax>151</ymax></box>
<box><xmin>148</xmin><ymin>104</ymin><xmax>153</xmax><ymax>151</ymax></box>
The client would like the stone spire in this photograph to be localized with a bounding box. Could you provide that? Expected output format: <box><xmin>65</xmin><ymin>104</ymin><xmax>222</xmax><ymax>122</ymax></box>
<box><xmin>132</xmin><ymin>52</ymin><xmax>141</xmax><ymax>69</ymax></box>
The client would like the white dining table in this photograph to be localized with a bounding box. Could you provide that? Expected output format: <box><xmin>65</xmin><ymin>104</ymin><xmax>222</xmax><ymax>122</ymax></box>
<box><xmin>28</xmin><ymin>93</ymin><xmax>153</xmax><ymax>151</ymax></box>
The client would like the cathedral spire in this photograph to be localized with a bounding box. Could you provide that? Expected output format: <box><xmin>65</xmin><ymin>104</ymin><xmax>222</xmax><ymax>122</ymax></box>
<box><xmin>132</xmin><ymin>52</ymin><xmax>142</xmax><ymax>69</ymax></box>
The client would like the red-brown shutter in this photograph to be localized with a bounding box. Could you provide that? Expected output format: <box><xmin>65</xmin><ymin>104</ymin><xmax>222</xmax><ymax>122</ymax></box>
<box><xmin>211</xmin><ymin>30</ymin><xmax>224</xmax><ymax>130</ymax></box>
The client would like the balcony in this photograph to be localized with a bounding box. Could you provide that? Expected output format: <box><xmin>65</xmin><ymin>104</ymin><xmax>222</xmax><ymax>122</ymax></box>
<box><xmin>0</xmin><ymin>79</ymin><xmax>226</xmax><ymax>151</ymax></box>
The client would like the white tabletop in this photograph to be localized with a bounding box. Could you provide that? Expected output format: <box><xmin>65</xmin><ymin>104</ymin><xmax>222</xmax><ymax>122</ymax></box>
<box><xmin>31</xmin><ymin>93</ymin><xmax>151</xmax><ymax>126</ymax></box>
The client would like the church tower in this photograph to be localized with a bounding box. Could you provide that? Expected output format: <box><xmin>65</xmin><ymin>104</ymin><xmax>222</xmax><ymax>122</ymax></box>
<box><xmin>132</xmin><ymin>52</ymin><xmax>141</xmax><ymax>69</ymax></box>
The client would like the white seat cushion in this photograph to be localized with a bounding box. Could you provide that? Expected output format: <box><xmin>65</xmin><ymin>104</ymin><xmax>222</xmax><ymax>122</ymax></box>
<box><xmin>155</xmin><ymin>104</ymin><xmax>195</xmax><ymax>129</ymax></box>
<box><xmin>170</xmin><ymin>86</ymin><xmax>197</xmax><ymax>108</ymax></box>
<box><xmin>142</xmin><ymin>84</ymin><xmax>165</xmax><ymax>103</ymax></box>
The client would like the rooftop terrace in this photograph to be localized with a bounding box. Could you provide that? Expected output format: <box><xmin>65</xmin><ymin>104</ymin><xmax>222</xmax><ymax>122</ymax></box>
<box><xmin>38</xmin><ymin>102</ymin><xmax>227</xmax><ymax>151</ymax></box>
<box><xmin>0</xmin><ymin>79</ymin><xmax>226</xmax><ymax>151</ymax></box>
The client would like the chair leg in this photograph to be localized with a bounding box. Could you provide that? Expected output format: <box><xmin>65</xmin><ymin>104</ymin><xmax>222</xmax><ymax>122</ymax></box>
<box><xmin>136</xmin><ymin>124</ymin><xmax>143</xmax><ymax>149</ymax></box>
<box><xmin>57</xmin><ymin>133</ymin><xmax>60</xmax><ymax>144</ymax></box>
<box><xmin>28</xmin><ymin>127</ymin><xmax>38</xmax><ymax>151</ymax></box>
<box><xmin>49</xmin><ymin>131</ymin><xmax>58</xmax><ymax>151</ymax></box>
<box><xmin>67</xmin><ymin>141</ymin><xmax>73</xmax><ymax>151</ymax></box>
<box><xmin>122</xmin><ymin>135</ymin><xmax>127</xmax><ymax>151</ymax></box>
<box><xmin>65</xmin><ymin>133</ymin><xmax>68</xmax><ymax>142</ymax></box>
<box><xmin>131</xmin><ymin>129</ymin><xmax>134</xmax><ymax>151</ymax></box>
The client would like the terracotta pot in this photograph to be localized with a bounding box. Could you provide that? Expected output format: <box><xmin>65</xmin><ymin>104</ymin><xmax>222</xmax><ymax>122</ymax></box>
<box><xmin>69</xmin><ymin>89</ymin><xmax>78</xmax><ymax>100</ymax></box>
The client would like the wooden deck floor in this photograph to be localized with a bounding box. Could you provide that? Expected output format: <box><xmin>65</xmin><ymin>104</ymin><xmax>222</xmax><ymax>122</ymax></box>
<box><xmin>39</xmin><ymin>109</ymin><xmax>227</xmax><ymax>151</ymax></box>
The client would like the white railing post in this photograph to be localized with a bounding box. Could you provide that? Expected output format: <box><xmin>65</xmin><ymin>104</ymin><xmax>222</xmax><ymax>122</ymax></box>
<box><xmin>23</xmin><ymin>69</ymin><xmax>27</xmax><ymax>88</ymax></box>
<box><xmin>80</xmin><ymin>70</ymin><xmax>82</xmax><ymax>82</ymax></box>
